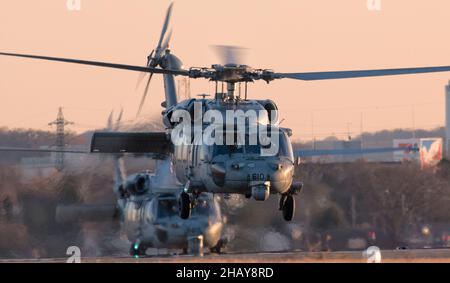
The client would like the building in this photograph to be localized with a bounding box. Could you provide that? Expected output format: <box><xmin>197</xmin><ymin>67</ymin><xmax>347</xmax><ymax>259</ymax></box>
<box><xmin>445</xmin><ymin>81</ymin><xmax>450</xmax><ymax>157</ymax></box>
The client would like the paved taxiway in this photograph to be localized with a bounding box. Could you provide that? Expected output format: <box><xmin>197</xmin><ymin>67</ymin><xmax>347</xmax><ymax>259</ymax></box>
<box><xmin>2</xmin><ymin>249</ymin><xmax>450</xmax><ymax>263</ymax></box>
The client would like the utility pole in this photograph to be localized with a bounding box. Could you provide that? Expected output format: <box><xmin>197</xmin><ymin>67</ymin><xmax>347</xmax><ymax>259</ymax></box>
<box><xmin>360</xmin><ymin>112</ymin><xmax>364</xmax><ymax>148</ymax></box>
<box><xmin>351</xmin><ymin>195</ymin><xmax>356</xmax><ymax>228</ymax></box>
<box><xmin>360</xmin><ymin>112</ymin><xmax>364</xmax><ymax>159</ymax></box>
<box><xmin>346</xmin><ymin>122</ymin><xmax>352</xmax><ymax>141</ymax></box>
<box><xmin>411</xmin><ymin>104</ymin><xmax>416</xmax><ymax>139</ymax></box>
<box><xmin>311</xmin><ymin>112</ymin><xmax>315</xmax><ymax>150</ymax></box>
<box><xmin>48</xmin><ymin>107</ymin><xmax>74</xmax><ymax>171</ymax></box>
<box><xmin>445</xmin><ymin>81</ymin><xmax>450</xmax><ymax>158</ymax></box>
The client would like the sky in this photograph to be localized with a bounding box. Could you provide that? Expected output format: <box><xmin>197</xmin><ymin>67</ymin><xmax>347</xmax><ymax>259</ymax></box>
<box><xmin>1</xmin><ymin>0</ymin><xmax>450</xmax><ymax>141</ymax></box>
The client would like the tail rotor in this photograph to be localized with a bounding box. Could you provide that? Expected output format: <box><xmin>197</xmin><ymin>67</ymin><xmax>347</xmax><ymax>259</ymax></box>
<box><xmin>136</xmin><ymin>2</ymin><xmax>174</xmax><ymax>117</ymax></box>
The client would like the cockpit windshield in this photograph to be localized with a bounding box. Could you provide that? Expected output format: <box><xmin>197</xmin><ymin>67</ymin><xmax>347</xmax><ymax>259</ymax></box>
<box><xmin>212</xmin><ymin>129</ymin><xmax>294</xmax><ymax>161</ymax></box>
<box><xmin>213</xmin><ymin>144</ymin><xmax>244</xmax><ymax>156</ymax></box>
<box><xmin>157</xmin><ymin>198</ymin><xmax>178</xmax><ymax>218</ymax></box>
<box><xmin>279</xmin><ymin>130</ymin><xmax>294</xmax><ymax>162</ymax></box>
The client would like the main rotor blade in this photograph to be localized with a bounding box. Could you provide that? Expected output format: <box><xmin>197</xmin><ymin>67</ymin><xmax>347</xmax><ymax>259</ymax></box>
<box><xmin>115</xmin><ymin>107</ymin><xmax>124</xmax><ymax>131</ymax></box>
<box><xmin>135</xmin><ymin>72</ymin><xmax>147</xmax><ymax>90</ymax></box>
<box><xmin>116</xmin><ymin>107</ymin><xmax>124</xmax><ymax>125</ymax></box>
<box><xmin>161</xmin><ymin>29</ymin><xmax>173</xmax><ymax>52</ymax></box>
<box><xmin>136</xmin><ymin>50</ymin><xmax>155</xmax><ymax>90</ymax></box>
<box><xmin>107</xmin><ymin>110</ymin><xmax>114</xmax><ymax>130</ymax></box>
<box><xmin>0</xmin><ymin>52</ymin><xmax>189</xmax><ymax>76</ymax></box>
<box><xmin>155</xmin><ymin>2</ymin><xmax>174</xmax><ymax>57</ymax></box>
<box><xmin>136</xmin><ymin>73</ymin><xmax>154</xmax><ymax>117</ymax></box>
<box><xmin>276</xmin><ymin>66</ymin><xmax>450</xmax><ymax>81</ymax></box>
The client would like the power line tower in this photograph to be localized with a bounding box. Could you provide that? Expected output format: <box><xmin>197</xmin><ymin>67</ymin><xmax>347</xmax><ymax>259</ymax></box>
<box><xmin>48</xmin><ymin>107</ymin><xmax>74</xmax><ymax>171</ymax></box>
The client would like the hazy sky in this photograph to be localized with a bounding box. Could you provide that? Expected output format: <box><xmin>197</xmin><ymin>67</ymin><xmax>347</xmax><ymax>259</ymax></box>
<box><xmin>1</xmin><ymin>0</ymin><xmax>450</xmax><ymax>141</ymax></box>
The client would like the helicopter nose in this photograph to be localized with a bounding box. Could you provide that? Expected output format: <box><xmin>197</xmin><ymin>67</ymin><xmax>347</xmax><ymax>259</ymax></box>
<box><xmin>269</xmin><ymin>162</ymin><xmax>294</xmax><ymax>194</ymax></box>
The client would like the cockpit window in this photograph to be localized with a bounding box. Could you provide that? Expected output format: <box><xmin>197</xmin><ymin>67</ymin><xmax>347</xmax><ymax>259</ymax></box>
<box><xmin>157</xmin><ymin>198</ymin><xmax>178</xmax><ymax>218</ymax></box>
<box><xmin>213</xmin><ymin>144</ymin><xmax>244</xmax><ymax>156</ymax></box>
<box><xmin>279</xmin><ymin>131</ymin><xmax>294</xmax><ymax>162</ymax></box>
<box><xmin>211</xmin><ymin>129</ymin><xmax>293</xmax><ymax>161</ymax></box>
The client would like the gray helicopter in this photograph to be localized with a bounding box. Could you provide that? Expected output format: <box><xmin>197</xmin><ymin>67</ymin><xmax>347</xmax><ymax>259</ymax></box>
<box><xmin>114</xmin><ymin>157</ymin><xmax>225</xmax><ymax>256</ymax></box>
<box><xmin>54</xmin><ymin>112</ymin><xmax>226</xmax><ymax>257</ymax></box>
<box><xmin>56</xmin><ymin>157</ymin><xmax>226</xmax><ymax>256</ymax></box>
<box><xmin>1</xmin><ymin>2</ymin><xmax>450</xmax><ymax>223</ymax></box>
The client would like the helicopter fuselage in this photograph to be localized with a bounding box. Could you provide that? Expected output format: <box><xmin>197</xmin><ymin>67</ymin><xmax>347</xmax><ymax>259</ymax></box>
<box><xmin>168</xmin><ymin>97</ymin><xmax>298</xmax><ymax>201</ymax></box>
<box><xmin>122</xmin><ymin>190</ymin><xmax>223</xmax><ymax>250</ymax></box>
<box><xmin>116</xmin><ymin>170</ymin><xmax>224</xmax><ymax>254</ymax></box>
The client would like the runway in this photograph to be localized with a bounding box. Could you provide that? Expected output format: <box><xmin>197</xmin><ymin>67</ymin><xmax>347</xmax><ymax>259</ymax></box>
<box><xmin>3</xmin><ymin>249</ymin><xmax>450</xmax><ymax>263</ymax></box>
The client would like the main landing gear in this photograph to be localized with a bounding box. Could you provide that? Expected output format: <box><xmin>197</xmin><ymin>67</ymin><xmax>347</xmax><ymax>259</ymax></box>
<box><xmin>279</xmin><ymin>182</ymin><xmax>303</xmax><ymax>221</ymax></box>
<box><xmin>279</xmin><ymin>194</ymin><xmax>295</xmax><ymax>221</ymax></box>
<box><xmin>178</xmin><ymin>191</ymin><xmax>191</xmax><ymax>219</ymax></box>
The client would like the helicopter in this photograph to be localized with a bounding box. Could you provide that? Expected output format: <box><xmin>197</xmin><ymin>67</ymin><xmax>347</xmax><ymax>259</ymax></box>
<box><xmin>1</xmin><ymin>2</ymin><xmax>450</xmax><ymax>223</ymax></box>
<box><xmin>51</xmin><ymin>111</ymin><xmax>227</xmax><ymax>257</ymax></box>
<box><xmin>108</xmin><ymin>112</ymin><xmax>226</xmax><ymax>256</ymax></box>
<box><xmin>56</xmin><ymin>156</ymin><xmax>226</xmax><ymax>257</ymax></box>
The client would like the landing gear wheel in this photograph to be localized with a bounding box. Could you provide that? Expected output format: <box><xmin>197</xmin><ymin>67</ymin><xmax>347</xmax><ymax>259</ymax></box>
<box><xmin>279</xmin><ymin>194</ymin><xmax>287</xmax><ymax>210</ymax></box>
<box><xmin>130</xmin><ymin>242</ymin><xmax>146</xmax><ymax>257</ymax></box>
<box><xmin>210</xmin><ymin>239</ymin><xmax>228</xmax><ymax>254</ymax></box>
<box><xmin>282</xmin><ymin>195</ymin><xmax>295</xmax><ymax>221</ymax></box>
<box><xmin>179</xmin><ymin>192</ymin><xmax>191</xmax><ymax>219</ymax></box>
